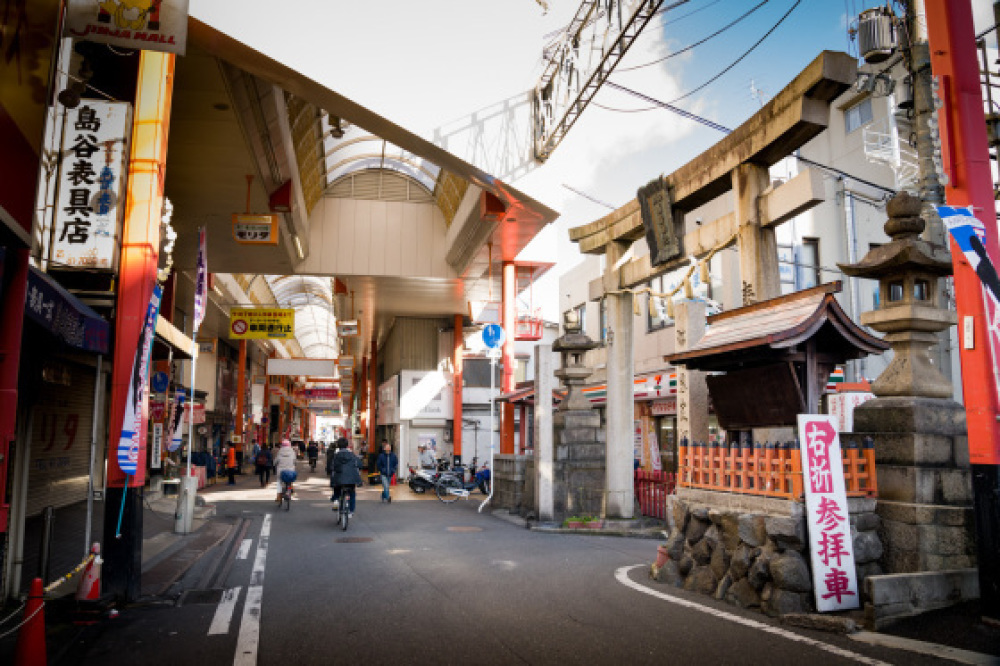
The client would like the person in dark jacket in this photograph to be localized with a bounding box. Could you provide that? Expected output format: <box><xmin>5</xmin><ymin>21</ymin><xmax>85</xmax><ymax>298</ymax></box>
<box><xmin>328</xmin><ymin>438</ymin><xmax>363</xmax><ymax>515</ymax></box>
<box><xmin>255</xmin><ymin>446</ymin><xmax>273</xmax><ymax>487</ymax></box>
<box><xmin>376</xmin><ymin>440</ymin><xmax>398</xmax><ymax>503</ymax></box>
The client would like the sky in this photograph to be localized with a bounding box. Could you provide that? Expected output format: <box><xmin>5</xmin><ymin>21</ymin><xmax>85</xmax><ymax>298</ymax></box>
<box><xmin>190</xmin><ymin>0</ymin><xmax>996</xmax><ymax>320</ymax></box>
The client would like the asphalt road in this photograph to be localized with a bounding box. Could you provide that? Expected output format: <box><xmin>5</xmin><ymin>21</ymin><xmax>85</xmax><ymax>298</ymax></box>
<box><xmin>65</xmin><ymin>463</ymin><xmax>968</xmax><ymax>666</ymax></box>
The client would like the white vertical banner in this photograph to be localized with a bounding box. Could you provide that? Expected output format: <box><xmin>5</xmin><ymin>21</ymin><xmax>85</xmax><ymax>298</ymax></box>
<box><xmin>51</xmin><ymin>101</ymin><xmax>131</xmax><ymax>269</ymax></box>
<box><xmin>797</xmin><ymin>414</ymin><xmax>859</xmax><ymax>612</ymax></box>
<box><xmin>193</xmin><ymin>227</ymin><xmax>207</xmax><ymax>333</ymax></box>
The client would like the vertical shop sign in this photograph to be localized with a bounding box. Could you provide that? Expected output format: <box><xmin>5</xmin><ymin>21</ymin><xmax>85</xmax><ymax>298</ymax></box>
<box><xmin>151</xmin><ymin>423</ymin><xmax>163</xmax><ymax>469</ymax></box>
<box><xmin>52</xmin><ymin>101</ymin><xmax>131</xmax><ymax>270</ymax></box>
<box><xmin>117</xmin><ymin>285</ymin><xmax>161</xmax><ymax>475</ymax></box>
<box><xmin>797</xmin><ymin>414</ymin><xmax>859</xmax><ymax>612</ymax></box>
<box><xmin>166</xmin><ymin>390</ymin><xmax>186</xmax><ymax>452</ymax></box>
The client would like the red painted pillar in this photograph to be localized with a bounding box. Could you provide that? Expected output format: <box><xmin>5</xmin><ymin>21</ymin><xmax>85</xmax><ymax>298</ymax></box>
<box><xmin>0</xmin><ymin>248</ymin><xmax>29</xmax><ymax>533</ymax></box>
<box><xmin>359</xmin><ymin>355</ymin><xmax>368</xmax><ymax>442</ymax></box>
<box><xmin>453</xmin><ymin>314</ymin><xmax>463</xmax><ymax>459</ymax></box>
<box><xmin>501</xmin><ymin>261</ymin><xmax>516</xmax><ymax>454</ymax></box>
<box><xmin>926</xmin><ymin>0</ymin><xmax>1000</xmax><ymax>620</ymax></box>
<box><xmin>103</xmin><ymin>51</ymin><xmax>174</xmax><ymax>602</ymax></box>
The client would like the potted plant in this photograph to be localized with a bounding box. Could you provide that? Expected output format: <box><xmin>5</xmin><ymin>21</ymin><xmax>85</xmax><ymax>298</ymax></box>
<box><xmin>564</xmin><ymin>516</ymin><xmax>585</xmax><ymax>529</ymax></box>
<box><xmin>584</xmin><ymin>516</ymin><xmax>603</xmax><ymax>529</ymax></box>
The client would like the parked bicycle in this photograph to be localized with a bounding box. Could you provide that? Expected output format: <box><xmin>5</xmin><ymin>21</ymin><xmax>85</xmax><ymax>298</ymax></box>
<box><xmin>435</xmin><ymin>459</ymin><xmax>490</xmax><ymax>503</ymax></box>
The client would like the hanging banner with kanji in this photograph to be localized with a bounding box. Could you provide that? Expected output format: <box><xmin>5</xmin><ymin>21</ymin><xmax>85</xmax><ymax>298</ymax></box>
<box><xmin>65</xmin><ymin>0</ymin><xmax>190</xmax><ymax>55</ymax></box>
<box><xmin>51</xmin><ymin>101</ymin><xmax>131</xmax><ymax>270</ymax></box>
<box><xmin>229</xmin><ymin>308</ymin><xmax>295</xmax><ymax>339</ymax></box>
<box><xmin>117</xmin><ymin>285</ymin><xmax>161</xmax><ymax>474</ymax></box>
<box><xmin>797</xmin><ymin>414</ymin><xmax>859</xmax><ymax>612</ymax></box>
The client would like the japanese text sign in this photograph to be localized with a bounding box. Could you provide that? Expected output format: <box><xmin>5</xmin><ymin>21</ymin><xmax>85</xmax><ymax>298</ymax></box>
<box><xmin>797</xmin><ymin>414</ymin><xmax>859</xmax><ymax>612</ymax></box>
<box><xmin>232</xmin><ymin>214</ymin><xmax>279</xmax><ymax>245</ymax></box>
<box><xmin>52</xmin><ymin>101</ymin><xmax>131</xmax><ymax>270</ymax></box>
<box><xmin>229</xmin><ymin>308</ymin><xmax>295</xmax><ymax>339</ymax></box>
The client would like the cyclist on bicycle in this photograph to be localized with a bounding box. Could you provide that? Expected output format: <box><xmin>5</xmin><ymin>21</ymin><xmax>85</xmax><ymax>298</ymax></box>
<box><xmin>307</xmin><ymin>441</ymin><xmax>319</xmax><ymax>470</ymax></box>
<box><xmin>328</xmin><ymin>438</ymin><xmax>362</xmax><ymax>517</ymax></box>
<box><xmin>275</xmin><ymin>439</ymin><xmax>298</xmax><ymax>504</ymax></box>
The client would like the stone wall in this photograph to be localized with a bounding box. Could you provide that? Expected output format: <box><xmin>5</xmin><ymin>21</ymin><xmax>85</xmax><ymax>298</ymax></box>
<box><xmin>652</xmin><ymin>490</ymin><xmax>884</xmax><ymax>617</ymax></box>
<box><xmin>493</xmin><ymin>454</ymin><xmax>530</xmax><ymax>514</ymax></box>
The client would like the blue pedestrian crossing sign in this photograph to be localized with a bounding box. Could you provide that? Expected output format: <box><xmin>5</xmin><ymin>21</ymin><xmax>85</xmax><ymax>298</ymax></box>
<box><xmin>482</xmin><ymin>324</ymin><xmax>506</xmax><ymax>349</ymax></box>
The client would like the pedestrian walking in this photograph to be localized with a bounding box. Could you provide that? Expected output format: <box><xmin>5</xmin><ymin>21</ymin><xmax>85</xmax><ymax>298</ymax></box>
<box><xmin>376</xmin><ymin>440</ymin><xmax>398</xmax><ymax>503</ymax></box>
<box><xmin>255</xmin><ymin>446</ymin><xmax>273</xmax><ymax>486</ymax></box>
<box><xmin>226</xmin><ymin>445</ymin><xmax>237</xmax><ymax>485</ymax></box>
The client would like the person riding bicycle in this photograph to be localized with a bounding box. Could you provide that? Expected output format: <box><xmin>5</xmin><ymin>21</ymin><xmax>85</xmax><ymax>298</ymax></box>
<box><xmin>328</xmin><ymin>438</ymin><xmax>363</xmax><ymax>517</ymax></box>
<box><xmin>307</xmin><ymin>441</ymin><xmax>319</xmax><ymax>469</ymax></box>
<box><xmin>275</xmin><ymin>439</ymin><xmax>298</xmax><ymax>504</ymax></box>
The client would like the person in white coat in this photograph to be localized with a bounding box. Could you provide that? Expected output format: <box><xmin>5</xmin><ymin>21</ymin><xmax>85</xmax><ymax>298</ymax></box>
<box><xmin>275</xmin><ymin>439</ymin><xmax>299</xmax><ymax>503</ymax></box>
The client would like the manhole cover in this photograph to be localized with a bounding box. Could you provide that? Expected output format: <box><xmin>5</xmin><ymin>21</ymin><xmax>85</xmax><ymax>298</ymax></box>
<box><xmin>335</xmin><ymin>537</ymin><xmax>373</xmax><ymax>543</ymax></box>
<box><xmin>177</xmin><ymin>589</ymin><xmax>224</xmax><ymax>606</ymax></box>
<box><xmin>447</xmin><ymin>526</ymin><xmax>482</xmax><ymax>532</ymax></box>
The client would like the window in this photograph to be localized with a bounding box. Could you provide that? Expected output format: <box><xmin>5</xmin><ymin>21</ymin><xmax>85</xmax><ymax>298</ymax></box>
<box><xmin>599</xmin><ymin>298</ymin><xmax>608</xmax><ymax>342</ymax></box>
<box><xmin>845</xmin><ymin>97</ymin><xmax>874</xmax><ymax>134</ymax></box>
<box><xmin>795</xmin><ymin>238</ymin><xmax>821</xmax><ymax>290</ymax></box>
<box><xmin>647</xmin><ymin>275</ymin><xmax>671</xmax><ymax>331</ymax></box>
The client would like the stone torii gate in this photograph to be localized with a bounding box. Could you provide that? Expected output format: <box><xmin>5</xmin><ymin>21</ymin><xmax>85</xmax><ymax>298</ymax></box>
<box><xmin>567</xmin><ymin>51</ymin><xmax>857</xmax><ymax>519</ymax></box>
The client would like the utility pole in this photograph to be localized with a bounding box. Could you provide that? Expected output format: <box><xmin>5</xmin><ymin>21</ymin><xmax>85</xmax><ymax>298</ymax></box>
<box><xmin>904</xmin><ymin>0</ymin><xmax>952</xmax><ymax>383</ymax></box>
<box><xmin>921</xmin><ymin>0</ymin><xmax>1000</xmax><ymax>623</ymax></box>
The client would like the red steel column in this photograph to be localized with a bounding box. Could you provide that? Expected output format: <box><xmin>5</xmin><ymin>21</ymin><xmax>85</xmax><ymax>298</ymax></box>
<box><xmin>453</xmin><ymin>314</ymin><xmax>463</xmax><ymax>459</ymax></box>
<box><xmin>501</xmin><ymin>261</ymin><xmax>516</xmax><ymax>454</ymax></box>
<box><xmin>107</xmin><ymin>51</ymin><xmax>174</xmax><ymax>490</ymax></box>
<box><xmin>0</xmin><ymin>248</ymin><xmax>29</xmax><ymax>533</ymax></box>
<box><xmin>359</xmin><ymin>355</ymin><xmax>369</xmax><ymax>442</ymax></box>
<box><xmin>926</xmin><ymin>0</ymin><xmax>1000</xmax><ymax>620</ymax></box>
<box><xmin>368</xmin><ymin>340</ymin><xmax>378</xmax><ymax>442</ymax></box>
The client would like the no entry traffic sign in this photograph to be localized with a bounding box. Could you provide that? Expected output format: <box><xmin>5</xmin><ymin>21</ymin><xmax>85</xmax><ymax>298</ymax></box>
<box><xmin>231</xmin><ymin>319</ymin><xmax>248</xmax><ymax>335</ymax></box>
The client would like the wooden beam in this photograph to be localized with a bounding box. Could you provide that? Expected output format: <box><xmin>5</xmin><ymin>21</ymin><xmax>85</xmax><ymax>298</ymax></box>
<box><xmin>568</xmin><ymin>51</ymin><xmax>855</xmax><ymax>253</ymax></box>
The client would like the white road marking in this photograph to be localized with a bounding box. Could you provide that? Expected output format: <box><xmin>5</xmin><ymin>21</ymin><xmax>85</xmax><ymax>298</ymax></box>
<box><xmin>208</xmin><ymin>587</ymin><xmax>242</xmax><ymax>636</ymax></box>
<box><xmin>236</xmin><ymin>539</ymin><xmax>252</xmax><ymax>560</ymax></box>
<box><xmin>850</xmin><ymin>631</ymin><xmax>1000</xmax><ymax>665</ymax></box>
<box><xmin>234</xmin><ymin>514</ymin><xmax>270</xmax><ymax>666</ymax></box>
<box><xmin>615</xmin><ymin>565</ymin><xmax>890</xmax><ymax>666</ymax></box>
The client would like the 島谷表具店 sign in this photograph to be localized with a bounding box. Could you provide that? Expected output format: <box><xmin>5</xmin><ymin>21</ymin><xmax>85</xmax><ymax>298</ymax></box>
<box><xmin>232</xmin><ymin>214</ymin><xmax>279</xmax><ymax>245</ymax></box>
<box><xmin>65</xmin><ymin>0</ymin><xmax>189</xmax><ymax>55</ymax></box>
<box><xmin>229</xmin><ymin>308</ymin><xmax>295</xmax><ymax>339</ymax></box>
<box><xmin>797</xmin><ymin>414</ymin><xmax>859</xmax><ymax>612</ymax></box>
<box><xmin>51</xmin><ymin>101</ymin><xmax>131</xmax><ymax>271</ymax></box>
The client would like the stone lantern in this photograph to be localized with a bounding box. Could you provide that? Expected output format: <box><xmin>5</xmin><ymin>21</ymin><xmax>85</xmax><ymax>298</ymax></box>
<box><xmin>553</xmin><ymin>309</ymin><xmax>600</xmax><ymax>411</ymax></box>
<box><xmin>839</xmin><ymin>191</ymin><xmax>975</xmax><ymax>575</ymax></box>
<box><xmin>840</xmin><ymin>191</ymin><xmax>956</xmax><ymax>398</ymax></box>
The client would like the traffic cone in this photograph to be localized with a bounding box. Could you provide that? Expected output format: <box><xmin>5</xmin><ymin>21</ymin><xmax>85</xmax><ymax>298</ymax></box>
<box><xmin>75</xmin><ymin>543</ymin><xmax>102</xmax><ymax>601</ymax></box>
<box><xmin>13</xmin><ymin>578</ymin><xmax>46</xmax><ymax>666</ymax></box>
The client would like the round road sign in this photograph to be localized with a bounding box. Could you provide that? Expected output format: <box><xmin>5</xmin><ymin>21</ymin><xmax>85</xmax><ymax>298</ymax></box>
<box><xmin>231</xmin><ymin>319</ymin><xmax>248</xmax><ymax>335</ymax></box>
<box><xmin>482</xmin><ymin>324</ymin><xmax>505</xmax><ymax>349</ymax></box>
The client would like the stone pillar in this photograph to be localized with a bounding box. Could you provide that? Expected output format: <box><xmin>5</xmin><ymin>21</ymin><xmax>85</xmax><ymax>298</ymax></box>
<box><xmin>605</xmin><ymin>241</ymin><xmax>635</xmax><ymax>518</ymax></box>
<box><xmin>734</xmin><ymin>163</ymin><xmax>780</xmax><ymax>304</ymax></box>
<box><xmin>534</xmin><ymin>344</ymin><xmax>555</xmax><ymax>521</ymax></box>
<box><xmin>673</xmin><ymin>301</ymin><xmax>709</xmax><ymax>444</ymax></box>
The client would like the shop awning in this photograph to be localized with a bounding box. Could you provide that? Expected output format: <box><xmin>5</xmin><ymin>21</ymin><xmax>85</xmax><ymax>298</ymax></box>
<box><xmin>25</xmin><ymin>266</ymin><xmax>109</xmax><ymax>354</ymax></box>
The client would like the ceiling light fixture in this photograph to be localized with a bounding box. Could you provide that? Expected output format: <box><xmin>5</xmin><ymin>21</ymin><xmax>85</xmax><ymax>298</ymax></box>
<box><xmin>329</xmin><ymin>116</ymin><xmax>345</xmax><ymax>139</ymax></box>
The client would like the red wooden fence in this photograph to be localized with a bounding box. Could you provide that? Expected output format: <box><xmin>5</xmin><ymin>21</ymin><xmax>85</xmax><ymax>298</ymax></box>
<box><xmin>634</xmin><ymin>470</ymin><xmax>676</xmax><ymax>520</ymax></box>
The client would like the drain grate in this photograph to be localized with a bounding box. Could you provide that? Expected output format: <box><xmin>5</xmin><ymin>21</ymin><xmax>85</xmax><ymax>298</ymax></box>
<box><xmin>177</xmin><ymin>588</ymin><xmax>224</xmax><ymax>606</ymax></box>
<box><xmin>335</xmin><ymin>537</ymin><xmax>373</xmax><ymax>543</ymax></box>
<box><xmin>447</xmin><ymin>526</ymin><xmax>482</xmax><ymax>532</ymax></box>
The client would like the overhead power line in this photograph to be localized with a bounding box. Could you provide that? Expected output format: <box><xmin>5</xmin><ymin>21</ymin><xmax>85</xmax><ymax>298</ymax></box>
<box><xmin>617</xmin><ymin>0</ymin><xmax>772</xmax><ymax>73</ymax></box>
<box><xmin>665</xmin><ymin>0</ymin><xmax>802</xmax><ymax>104</ymax></box>
<box><xmin>603</xmin><ymin>81</ymin><xmax>734</xmax><ymax>133</ymax></box>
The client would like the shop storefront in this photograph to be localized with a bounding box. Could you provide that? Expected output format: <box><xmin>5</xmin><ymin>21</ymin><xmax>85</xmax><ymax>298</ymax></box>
<box><xmin>378</xmin><ymin>370</ymin><xmax>454</xmax><ymax>474</ymax></box>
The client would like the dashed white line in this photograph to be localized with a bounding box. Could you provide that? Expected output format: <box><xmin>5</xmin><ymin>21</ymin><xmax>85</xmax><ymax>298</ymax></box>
<box><xmin>614</xmin><ymin>565</ymin><xmax>890</xmax><ymax>666</ymax></box>
<box><xmin>234</xmin><ymin>514</ymin><xmax>270</xmax><ymax>666</ymax></box>
<box><xmin>208</xmin><ymin>587</ymin><xmax>242</xmax><ymax>636</ymax></box>
<box><xmin>236</xmin><ymin>538</ymin><xmax>252</xmax><ymax>560</ymax></box>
